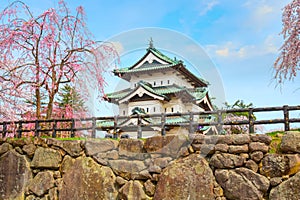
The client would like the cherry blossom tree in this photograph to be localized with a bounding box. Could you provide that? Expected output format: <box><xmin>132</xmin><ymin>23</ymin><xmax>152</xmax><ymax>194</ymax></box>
<box><xmin>274</xmin><ymin>0</ymin><xmax>300</xmax><ymax>83</ymax></box>
<box><xmin>222</xmin><ymin>100</ymin><xmax>264</xmax><ymax>134</ymax></box>
<box><xmin>222</xmin><ymin>100</ymin><xmax>253</xmax><ymax>134</ymax></box>
<box><xmin>0</xmin><ymin>0</ymin><xmax>118</xmax><ymax>121</ymax></box>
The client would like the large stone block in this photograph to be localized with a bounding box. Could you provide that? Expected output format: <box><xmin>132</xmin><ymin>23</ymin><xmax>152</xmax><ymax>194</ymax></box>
<box><xmin>22</xmin><ymin>144</ymin><xmax>37</xmax><ymax>158</ymax></box>
<box><xmin>250</xmin><ymin>134</ymin><xmax>272</xmax><ymax>145</ymax></box>
<box><xmin>84</xmin><ymin>139</ymin><xmax>118</xmax><ymax>156</ymax></box>
<box><xmin>144</xmin><ymin>135</ymin><xmax>188</xmax><ymax>157</ymax></box>
<box><xmin>60</xmin><ymin>155</ymin><xmax>75</xmax><ymax>174</ymax></box>
<box><xmin>210</xmin><ymin>153</ymin><xmax>245</xmax><ymax>169</ymax></box>
<box><xmin>270</xmin><ymin>171</ymin><xmax>300</xmax><ymax>200</ymax></box>
<box><xmin>280</xmin><ymin>131</ymin><xmax>300</xmax><ymax>153</ymax></box>
<box><xmin>119</xmin><ymin>180</ymin><xmax>148</xmax><ymax>200</ymax></box>
<box><xmin>250</xmin><ymin>151</ymin><xmax>264</xmax><ymax>162</ymax></box>
<box><xmin>0</xmin><ymin>143</ymin><xmax>13</xmax><ymax>155</ymax></box>
<box><xmin>189</xmin><ymin>134</ymin><xmax>205</xmax><ymax>144</ymax></box>
<box><xmin>59</xmin><ymin>157</ymin><xmax>117</xmax><ymax>200</ymax></box>
<box><xmin>260</xmin><ymin>154</ymin><xmax>300</xmax><ymax>177</ymax></box>
<box><xmin>47</xmin><ymin>139</ymin><xmax>83</xmax><ymax>157</ymax></box>
<box><xmin>217</xmin><ymin>135</ymin><xmax>234</xmax><ymax>145</ymax></box>
<box><xmin>28</xmin><ymin>171</ymin><xmax>55</xmax><ymax>197</ymax></box>
<box><xmin>215</xmin><ymin>143</ymin><xmax>229</xmax><ymax>152</ymax></box>
<box><xmin>144</xmin><ymin>180</ymin><xmax>156</xmax><ymax>196</ymax></box>
<box><xmin>108</xmin><ymin>159</ymin><xmax>147</xmax><ymax>180</ymax></box>
<box><xmin>0</xmin><ymin>150</ymin><xmax>32</xmax><ymax>200</ymax></box>
<box><xmin>232</xmin><ymin>134</ymin><xmax>251</xmax><ymax>145</ymax></box>
<box><xmin>245</xmin><ymin>160</ymin><xmax>258</xmax><ymax>172</ymax></box>
<box><xmin>31</xmin><ymin>147</ymin><xmax>62</xmax><ymax>169</ymax></box>
<box><xmin>200</xmin><ymin>144</ymin><xmax>215</xmax><ymax>156</ymax></box>
<box><xmin>228</xmin><ymin>144</ymin><xmax>248</xmax><ymax>154</ymax></box>
<box><xmin>215</xmin><ymin>168</ymin><xmax>269</xmax><ymax>200</ymax></box>
<box><xmin>249</xmin><ymin>142</ymin><xmax>269</xmax><ymax>153</ymax></box>
<box><xmin>154</xmin><ymin>154</ymin><xmax>215</xmax><ymax>200</ymax></box>
<box><xmin>153</xmin><ymin>157</ymin><xmax>172</xmax><ymax>169</ymax></box>
<box><xmin>119</xmin><ymin>139</ymin><xmax>146</xmax><ymax>159</ymax></box>
<box><xmin>119</xmin><ymin>139</ymin><xmax>144</xmax><ymax>153</ymax></box>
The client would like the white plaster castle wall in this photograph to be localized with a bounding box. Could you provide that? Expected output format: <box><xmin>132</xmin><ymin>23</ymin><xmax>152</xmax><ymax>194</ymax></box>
<box><xmin>185</xmin><ymin>103</ymin><xmax>204</xmax><ymax>112</ymax></box>
<box><xmin>118</xmin><ymin>100</ymin><xmax>165</xmax><ymax>116</ymax></box>
<box><xmin>163</xmin><ymin>97</ymin><xmax>183</xmax><ymax>113</ymax></box>
<box><xmin>163</xmin><ymin>98</ymin><xmax>202</xmax><ymax>114</ymax></box>
<box><xmin>130</xmin><ymin>70</ymin><xmax>192</xmax><ymax>89</ymax></box>
<box><xmin>119</xmin><ymin>103</ymin><xmax>128</xmax><ymax>116</ymax></box>
<box><xmin>119</xmin><ymin>97</ymin><xmax>203</xmax><ymax>116</ymax></box>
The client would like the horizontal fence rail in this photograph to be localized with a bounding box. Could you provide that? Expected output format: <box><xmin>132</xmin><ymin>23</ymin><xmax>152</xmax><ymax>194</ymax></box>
<box><xmin>0</xmin><ymin>105</ymin><xmax>300</xmax><ymax>138</ymax></box>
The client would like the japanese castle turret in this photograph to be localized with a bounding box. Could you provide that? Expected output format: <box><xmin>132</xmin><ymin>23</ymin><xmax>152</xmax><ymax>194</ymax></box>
<box><xmin>104</xmin><ymin>42</ymin><xmax>214</xmax><ymax>138</ymax></box>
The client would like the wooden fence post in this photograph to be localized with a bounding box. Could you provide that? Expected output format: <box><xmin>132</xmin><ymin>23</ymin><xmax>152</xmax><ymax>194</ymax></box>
<box><xmin>17</xmin><ymin>121</ymin><xmax>22</xmax><ymax>138</ymax></box>
<box><xmin>249</xmin><ymin>108</ymin><xmax>254</xmax><ymax>133</ymax></box>
<box><xmin>70</xmin><ymin>119</ymin><xmax>75</xmax><ymax>138</ymax></box>
<box><xmin>137</xmin><ymin>114</ymin><xmax>142</xmax><ymax>139</ymax></box>
<box><xmin>283</xmin><ymin>105</ymin><xmax>290</xmax><ymax>131</ymax></box>
<box><xmin>91</xmin><ymin>117</ymin><xmax>96</xmax><ymax>138</ymax></box>
<box><xmin>52</xmin><ymin>120</ymin><xmax>57</xmax><ymax>138</ymax></box>
<box><xmin>35</xmin><ymin>120</ymin><xmax>39</xmax><ymax>137</ymax></box>
<box><xmin>217</xmin><ymin>111</ymin><xmax>223</xmax><ymax>134</ymax></box>
<box><xmin>161</xmin><ymin>113</ymin><xmax>166</xmax><ymax>136</ymax></box>
<box><xmin>2</xmin><ymin>122</ymin><xmax>7</xmax><ymax>138</ymax></box>
<box><xmin>189</xmin><ymin>112</ymin><xmax>194</xmax><ymax>134</ymax></box>
<box><xmin>113</xmin><ymin>116</ymin><xmax>118</xmax><ymax>139</ymax></box>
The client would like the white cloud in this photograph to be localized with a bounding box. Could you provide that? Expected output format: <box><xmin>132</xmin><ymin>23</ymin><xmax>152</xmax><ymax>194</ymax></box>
<box><xmin>216</xmin><ymin>47</ymin><xmax>229</xmax><ymax>57</ymax></box>
<box><xmin>206</xmin><ymin>42</ymin><xmax>242</xmax><ymax>58</ymax></box>
<box><xmin>256</xmin><ymin>5</ymin><xmax>273</xmax><ymax>15</ymax></box>
<box><xmin>242</xmin><ymin>0</ymin><xmax>289</xmax><ymax>31</ymax></box>
<box><xmin>205</xmin><ymin>35</ymin><xmax>281</xmax><ymax>60</ymax></box>
<box><xmin>198</xmin><ymin>0</ymin><xmax>219</xmax><ymax>16</ymax></box>
<box><xmin>251</xmin><ymin>4</ymin><xmax>274</xmax><ymax>28</ymax></box>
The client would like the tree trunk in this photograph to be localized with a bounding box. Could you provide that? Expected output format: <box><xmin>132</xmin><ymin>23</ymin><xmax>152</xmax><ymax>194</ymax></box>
<box><xmin>46</xmin><ymin>93</ymin><xmax>55</xmax><ymax>119</ymax></box>
<box><xmin>36</xmin><ymin>88</ymin><xmax>41</xmax><ymax>119</ymax></box>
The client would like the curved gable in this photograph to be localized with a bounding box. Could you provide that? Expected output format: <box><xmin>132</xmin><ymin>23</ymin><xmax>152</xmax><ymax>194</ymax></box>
<box><xmin>119</xmin><ymin>85</ymin><xmax>166</xmax><ymax>104</ymax></box>
<box><xmin>130</xmin><ymin>48</ymin><xmax>175</xmax><ymax>70</ymax></box>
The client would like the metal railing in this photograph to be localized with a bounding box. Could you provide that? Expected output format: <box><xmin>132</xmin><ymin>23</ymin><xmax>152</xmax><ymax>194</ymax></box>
<box><xmin>0</xmin><ymin>105</ymin><xmax>300</xmax><ymax>138</ymax></box>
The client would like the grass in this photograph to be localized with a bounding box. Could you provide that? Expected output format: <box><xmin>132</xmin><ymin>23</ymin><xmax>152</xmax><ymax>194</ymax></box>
<box><xmin>267</xmin><ymin>132</ymin><xmax>282</xmax><ymax>154</ymax></box>
<box><xmin>3</xmin><ymin>136</ymin><xmax>121</xmax><ymax>142</ymax></box>
<box><xmin>265</xmin><ymin>128</ymin><xmax>300</xmax><ymax>153</ymax></box>
<box><xmin>50</xmin><ymin>137</ymin><xmax>86</xmax><ymax>141</ymax></box>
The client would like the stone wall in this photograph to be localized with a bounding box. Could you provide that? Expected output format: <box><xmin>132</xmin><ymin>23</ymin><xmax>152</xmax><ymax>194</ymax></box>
<box><xmin>0</xmin><ymin>131</ymin><xmax>299</xmax><ymax>200</ymax></box>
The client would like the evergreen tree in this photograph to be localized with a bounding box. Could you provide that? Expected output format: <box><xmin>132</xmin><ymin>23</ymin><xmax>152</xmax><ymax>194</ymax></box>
<box><xmin>223</xmin><ymin>100</ymin><xmax>255</xmax><ymax>134</ymax></box>
<box><xmin>224</xmin><ymin>100</ymin><xmax>254</xmax><ymax>118</ymax></box>
<box><xmin>57</xmin><ymin>84</ymin><xmax>86</xmax><ymax>117</ymax></box>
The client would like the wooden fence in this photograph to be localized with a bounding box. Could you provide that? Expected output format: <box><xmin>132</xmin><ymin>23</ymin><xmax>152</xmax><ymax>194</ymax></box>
<box><xmin>0</xmin><ymin>105</ymin><xmax>300</xmax><ymax>138</ymax></box>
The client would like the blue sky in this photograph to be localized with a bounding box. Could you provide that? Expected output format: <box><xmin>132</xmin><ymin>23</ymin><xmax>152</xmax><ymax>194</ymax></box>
<box><xmin>2</xmin><ymin>0</ymin><xmax>299</xmax><ymax>129</ymax></box>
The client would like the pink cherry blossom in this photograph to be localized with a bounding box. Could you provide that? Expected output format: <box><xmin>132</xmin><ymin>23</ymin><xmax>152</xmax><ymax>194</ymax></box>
<box><xmin>275</xmin><ymin>0</ymin><xmax>300</xmax><ymax>83</ymax></box>
<box><xmin>0</xmin><ymin>0</ymin><xmax>119</xmax><ymax>121</ymax></box>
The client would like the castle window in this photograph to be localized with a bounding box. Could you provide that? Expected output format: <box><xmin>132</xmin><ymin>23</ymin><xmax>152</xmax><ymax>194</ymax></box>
<box><xmin>161</xmin><ymin>81</ymin><xmax>163</xmax><ymax>85</ymax></box>
<box><xmin>167</xmin><ymin>80</ymin><xmax>170</xmax><ymax>84</ymax></box>
<box><xmin>123</xmin><ymin>110</ymin><xmax>126</xmax><ymax>115</ymax></box>
<box><xmin>165</xmin><ymin>108</ymin><xmax>167</xmax><ymax>112</ymax></box>
<box><xmin>171</xmin><ymin>107</ymin><xmax>174</xmax><ymax>112</ymax></box>
<box><xmin>153</xmin><ymin>107</ymin><xmax>156</xmax><ymax>112</ymax></box>
<box><xmin>146</xmin><ymin>108</ymin><xmax>149</xmax><ymax>113</ymax></box>
<box><xmin>153</xmin><ymin>81</ymin><xmax>156</xmax><ymax>86</ymax></box>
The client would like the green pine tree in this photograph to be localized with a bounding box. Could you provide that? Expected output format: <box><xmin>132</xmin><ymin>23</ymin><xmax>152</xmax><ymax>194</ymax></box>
<box><xmin>57</xmin><ymin>84</ymin><xmax>86</xmax><ymax>113</ymax></box>
<box><xmin>224</xmin><ymin>100</ymin><xmax>254</xmax><ymax>118</ymax></box>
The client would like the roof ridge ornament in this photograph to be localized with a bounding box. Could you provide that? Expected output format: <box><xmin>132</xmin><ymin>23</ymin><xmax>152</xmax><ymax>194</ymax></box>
<box><xmin>149</xmin><ymin>37</ymin><xmax>154</xmax><ymax>49</ymax></box>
